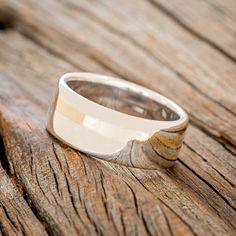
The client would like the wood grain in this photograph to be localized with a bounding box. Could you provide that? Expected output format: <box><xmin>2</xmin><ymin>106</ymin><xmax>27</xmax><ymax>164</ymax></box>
<box><xmin>0</xmin><ymin>157</ymin><xmax>47</xmax><ymax>236</ymax></box>
<box><xmin>0</xmin><ymin>0</ymin><xmax>235</xmax><ymax>235</ymax></box>
<box><xmin>150</xmin><ymin>0</ymin><xmax>236</xmax><ymax>61</ymax></box>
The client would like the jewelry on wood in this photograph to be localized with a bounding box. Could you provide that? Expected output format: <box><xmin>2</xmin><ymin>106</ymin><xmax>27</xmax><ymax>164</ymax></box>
<box><xmin>47</xmin><ymin>73</ymin><xmax>189</xmax><ymax>168</ymax></box>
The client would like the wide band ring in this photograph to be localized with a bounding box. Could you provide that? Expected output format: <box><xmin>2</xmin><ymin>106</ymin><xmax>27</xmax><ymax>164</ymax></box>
<box><xmin>47</xmin><ymin>72</ymin><xmax>189</xmax><ymax>168</ymax></box>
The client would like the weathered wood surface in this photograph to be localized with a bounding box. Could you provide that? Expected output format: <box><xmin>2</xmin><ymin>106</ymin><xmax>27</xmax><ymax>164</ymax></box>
<box><xmin>0</xmin><ymin>140</ymin><xmax>47</xmax><ymax>236</ymax></box>
<box><xmin>0</xmin><ymin>0</ymin><xmax>235</xmax><ymax>235</ymax></box>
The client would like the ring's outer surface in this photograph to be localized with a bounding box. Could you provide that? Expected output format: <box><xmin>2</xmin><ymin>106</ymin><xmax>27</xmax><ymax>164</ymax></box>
<box><xmin>47</xmin><ymin>73</ymin><xmax>189</xmax><ymax>168</ymax></box>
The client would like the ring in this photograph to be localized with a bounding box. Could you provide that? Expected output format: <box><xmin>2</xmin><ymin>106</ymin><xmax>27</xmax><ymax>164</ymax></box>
<box><xmin>47</xmin><ymin>72</ymin><xmax>189</xmax><ymax>168</ymax></box>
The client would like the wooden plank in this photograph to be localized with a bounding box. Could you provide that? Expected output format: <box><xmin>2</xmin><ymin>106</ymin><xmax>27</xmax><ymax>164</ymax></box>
<box><xmin>150</xmin><ymin>0</ymin><xmax>236</xmax><ymax>61</ymax></box>
<box><xmin>1</xmin><ymin>0</ymin><xmax>236</xmax><ymax>148</ymax></box>
<box><xmin>0</xmin><ymin>0</ymin><xmax>235</xmax><ymax>235</ymax></box>
<box><xmin>0</xmin><ymin>27</ymin><xmax>235</xmax><ymax>236</ymax></box>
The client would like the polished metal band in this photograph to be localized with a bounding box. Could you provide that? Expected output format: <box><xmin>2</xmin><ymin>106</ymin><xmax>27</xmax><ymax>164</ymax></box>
<box><xmin>47</xmin><ymin>73</ymin><xmax>189</xmax><ymax>168</ymax></box>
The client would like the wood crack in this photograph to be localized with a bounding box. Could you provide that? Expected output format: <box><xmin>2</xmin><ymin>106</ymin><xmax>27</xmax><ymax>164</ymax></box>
<box><xmin>125</xmin><ymin>182</ymin><xmax>139</xmax><ymax>217</ymax></box>
<box><xmin>0</xmin><ymin>136</ymin><xmax>11</xmax><ymax>175</ymax></box>
<box><xmin>179</xmin><ymin>159</ymin><xmax>236</xmax><ymax>222</ymax></box>
<box><xmin>140</xmin><ymin>209</ymin><xmax>153</xmax><ymax>236</ymax></box>
<box><xmin>83</xmin><ymin>201</ymin><xmax>101</xmax><ymax>236</ymax></box>
<box><xmin>51</xmin><ymin>142</ymin><xmax>64</xmax><ymax>171</ymax></box>
<box><xmin>184</xmin><ymin>142</ymin><xmax>235</xmax><ymax>187</ymax></box>
<box><xmin>160</xmin><ymin>205</ymin><xmax>174</xmax><ymax>236</ymax></box>
<box><xmin>0</xmin><ymin>204</ymin><xmax>19</xmax><ymax>232</ymax></box>
<box><xmin>47</xmin><ymin>159</ymin><xmax>61</xmax><ymax>198</ymax></box>
<box><xmin>120</xmin><ymin>213</ymin><xmax>127</xmax><ymax>236</ymax></box>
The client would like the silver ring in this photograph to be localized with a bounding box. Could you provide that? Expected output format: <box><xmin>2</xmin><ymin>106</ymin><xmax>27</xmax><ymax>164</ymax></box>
<box><xmin>47</xmin><ymin>72</ymin><xmax>189</xmax><ymax>168</ymax></box>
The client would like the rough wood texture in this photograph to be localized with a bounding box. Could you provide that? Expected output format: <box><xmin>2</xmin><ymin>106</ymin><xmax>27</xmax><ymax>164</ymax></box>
<box><xmin>0</xmin><ymin>0</ymin><xmax>235</xmax><ymax>235</ymax></box>
<box><xmin>0</xmin><ymin>145</ymin><xmax>47</xmax><ymax>236</ymax></box>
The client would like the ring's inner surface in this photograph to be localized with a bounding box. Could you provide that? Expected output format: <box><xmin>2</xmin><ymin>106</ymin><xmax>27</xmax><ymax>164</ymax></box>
<box><xmin>67</xmin><ymin>80</ymin><xmax>179</xmax><ymax>121</ymax></box>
